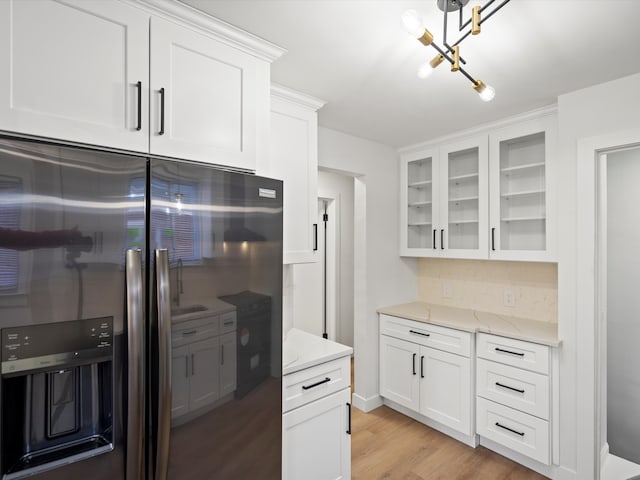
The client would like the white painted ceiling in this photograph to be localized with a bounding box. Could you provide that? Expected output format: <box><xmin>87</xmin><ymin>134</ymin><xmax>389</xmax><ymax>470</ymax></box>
<box><xmin>180</xmin><ymin>0</ymin><xmax>640</xmax><ymax>148</ymax></box>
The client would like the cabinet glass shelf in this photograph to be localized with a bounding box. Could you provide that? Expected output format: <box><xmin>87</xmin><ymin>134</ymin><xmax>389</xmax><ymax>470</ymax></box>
<box><xmin>409</xmin><ymin>201</ymin><xmax>433</xmax><ymax>207</ymax></box>
<box><xmin>449</xmin><ymin>219</ymin><xmax>479</xmax><ymax>225</ymax></box>
<box><xmin>501</xmin><ymin>189</ymin><xmax>545</xmax><ymax>199</ymax></box>
<box><xmin>500</xmin><ymin>161</ymin><xmax>545</xmax><ymax>174</ymax></box>
<box><xmin>408</xmin><ymin>180</ymin><xmax>432</xmax><ymax>188</ymax></box>
<box><xmin>501</xmin><ymin>216</ymin><xmax>546</xmax><ymax>222</ymax></box>
<box><xmin>449</xmin><ymin>172</ymin><xmax>479</xmax><ymax>182</ymax></box>
<box><xmin>449</xmin><ymin>196</ymin><xmax>479</xmax><ymax>203</ymax></box>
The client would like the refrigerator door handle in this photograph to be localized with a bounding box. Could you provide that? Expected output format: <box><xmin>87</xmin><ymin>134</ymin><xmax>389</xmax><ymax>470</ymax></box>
<box><xmin>155</xmin><ymin>249</ymin><xmax>172</xmax><ymax>480</ymax></box>
<box><xmin>125</xmin><ymin>249</ymin><xmax>144</xmax><ymax>480</ymax></box>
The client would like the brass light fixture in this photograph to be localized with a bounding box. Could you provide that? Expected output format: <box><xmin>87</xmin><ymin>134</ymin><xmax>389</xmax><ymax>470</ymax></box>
<box><xmin>402</xmin><ymin>0</ymin><xmax>511</xmax><ymax>101</ymax></box>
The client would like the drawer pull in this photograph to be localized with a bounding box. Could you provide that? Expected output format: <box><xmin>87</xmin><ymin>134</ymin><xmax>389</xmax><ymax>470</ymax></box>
<box><xmin>412</xmin><ymin>353</ymin><xmax>416</xmax><ymax>375</ymax></box>
<box><xmin>182</xmin><ymin>330</ymin><xmax>197</xmax><ymax>336</ymax></box>
<box><xmin>495</xmin><ymin>347</ymin><xmax>524</xmax><ymax>357</ymax></box>
<box><xmin>420</xmin><ymin>355</ymin><xmax>424</xmax><ymax>379</ymax></box>
<box><xmin>409</xmin><ymin>330</ymin><xmax>430</xmax><ymax>337</ymax></box>
<box><xmin>495</xmin><ymin>382</ymin><xmax>525</xmax><ymax>394</ymax></box>
<box><xmin>223</xmin><ymin>321</ymin><xmax>234</xmax><ymax>326</ymax></box>
<box><xmin>346</xmin><ymin>402</ymin><xmax>352</xmax><ymax>435</ymax></box>
<box><xmin>302</xmin><ymin>377</ymin><xmax>331</xmax><ymax>390</ymax></box>
<box><xmin>495</xmin><ymin>422</ymin><xmax>525</xmax><ymax>437</ymax></box>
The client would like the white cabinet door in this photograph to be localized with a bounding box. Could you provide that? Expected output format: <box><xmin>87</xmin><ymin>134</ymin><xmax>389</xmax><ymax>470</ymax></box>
<box><xmin>419</xmin><ymin>346</ymin><xmax>472</xmax><ymax>435</ymax></box>
<box><xmin>150</xmin><ymin>16</ymin><xmax>259</xmax><ymax>171</ymax></box>
<box><xmin>488</xmin><ymin>116</ymin><xmax>557</xmax><ymax>261</ymax></box>
<box><xmin>379</xmin><ymin>335</ymin><xmax>420</xmax><ymax>411</ymax></box>
<box><xmin>0</xmin><ymin>0</ymin><xmax>149</xmax><ymax>152</ymax></box>
<box><xmin>171</xmin><ymin>345</ymin><xmax>190</xmax><ymax>419</ymax></box>
<box><xmin>189</xmin><ymin>336</ymin><xmax>220</xmax><ymax>411</ymax></box>
<box><xmin>283</xmin><ymin>388</ymin><xmax>351</xmax><ymax>480</ymax></box>
<box><xmin>400</xmin><ymin>148</ymin><xmax>441</xmax><ymax>256</ymax></box>
<box><xmin>269</xmin><ymin>88</ymin><xmax>325</xmax><ymax>264</ymax></box>
<box><xmin>219</xmin><ymin>332</ymin><xmax>237</xmax><ymax>397</ymax></box>
<box><xmin>439</xmin><ymin>135</ymin><xmax>489</xmax><ymax>259</ymax></box>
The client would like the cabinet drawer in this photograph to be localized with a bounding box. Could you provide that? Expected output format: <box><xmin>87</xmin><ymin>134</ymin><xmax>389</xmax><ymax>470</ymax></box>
<box><xmin>476</xmin><ymin>397</ymin><xmax>550</xmax><ymax>465</ymax></box>
<box><xmin>283</xmin><ymin>356</ymin><xmax>350</xmax><ymax>413</ymax></box>
<box><xmin>220</xmin><ymin>312</ymin><xmax>237</xmax><ymax>334</ymax></box>
<box><xmin>172</xmin><ymin>315</ymin><xmax>220</xmax><ymax>348</ymax></box>
<box><xmin>476</xmin><ymin>358</ymin><xmax>549</xmax><ymax>419</ymax></box>
<box><xmin>380</xmin><ymin>314</ymin><xmax>471</xmax><ymax>357</ymax></box>
<box><xmin>477</xmin><ymin>333</ymin><xmax>549</xmax><ymax>374</ymax></box>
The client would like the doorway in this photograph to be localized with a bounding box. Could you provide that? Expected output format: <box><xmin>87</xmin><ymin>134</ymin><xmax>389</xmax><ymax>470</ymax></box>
<box><xmin>597</xmin><ymin>145</ymin><xmax>640</xmax><ymax>479</ymax></box>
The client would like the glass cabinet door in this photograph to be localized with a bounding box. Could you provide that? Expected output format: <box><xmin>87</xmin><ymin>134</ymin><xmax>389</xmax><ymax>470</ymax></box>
<box><xmin>439</xmin><ymin>137</ymin><xmax>488</xmax><ymax>258</ymax></box>
<box><xmin>489</xmin><ymin>116</ymin><xmax>556</xmax><ymax>261</ymax></box>
<box><xmin>402</xmin><ymin>153</ymin><xmax>439</xmax><ymax>254</ymax></box>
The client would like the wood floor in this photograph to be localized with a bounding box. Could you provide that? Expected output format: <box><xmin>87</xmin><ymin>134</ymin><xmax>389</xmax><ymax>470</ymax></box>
<box><xmin>351</xmin><ymin>405</ymin><xmax>548</xmax><ymax>479</ymax></box>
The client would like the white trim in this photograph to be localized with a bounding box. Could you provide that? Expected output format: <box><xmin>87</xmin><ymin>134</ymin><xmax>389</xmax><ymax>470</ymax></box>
<box><xmin>132</xmin><ymin>0</ymin><xmax>286</xmax><ymax>62</ymax></box>
<box><xmin>575</xmin><ymin>128</ymin><xmax>640</xmax><ymax>480</ymax></box>
<box><xmin>479</xmin><ymin>437</ymin><xmax>554</xmax><ymax>478</ymax></box>
<box><xmin>351</xmin><ymin>392</ymin><xmax>382</xmax><ymax>413</ymax></box>
<box><xmin>398</xmin><ymin>104</ymin><xmax>557</xmax><ymax>155</ymax></box>
<box><xmin>271</xmin><ymin>84</ymin><xmax>327</xmax><ymax>111</ymax></box>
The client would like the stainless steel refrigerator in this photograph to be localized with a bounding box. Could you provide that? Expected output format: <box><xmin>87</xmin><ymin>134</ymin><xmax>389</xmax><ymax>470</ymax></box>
<box><xmin>0</xmin><ymin>136</ymin><xmax>283</xmax><ymax>480</ymax></box>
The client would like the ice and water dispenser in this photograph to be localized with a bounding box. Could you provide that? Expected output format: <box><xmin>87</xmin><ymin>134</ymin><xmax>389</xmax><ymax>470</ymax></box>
<box><xmin>0</xmin><ymin>318</ymin><xmax>114</xmax><ymax>479</ymax></box>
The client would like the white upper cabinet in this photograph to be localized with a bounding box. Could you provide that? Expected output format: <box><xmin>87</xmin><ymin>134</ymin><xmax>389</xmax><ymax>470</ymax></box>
<box><xmin>400</xmin><ymin>135</ymin><xmax>488</xmax><ymax>259</ymax></box>
<box><xmin>488</xmin><ymin>116</ymin><xmax>557</xmax><ymax>261</ymax></box>
<box><xmin>400</xmin><ymin>110</ymin><xmax>556</xmax><ymax>262</ymax></box>
<box><xmin>0</xmin><ymin>0</ymin><xmax>149</xmax><ymax>152</ymax></box>
<box><xmin>150</xmin><ymin>16</ymin><xmax>266</xmax><ymax>170</ymax></box>
<box><xmin>269</xmin><ymin>85</ymin><xmax>326</xmax><ymax>264</ymax></box>
<box><xmin>0</xmin><ymin>0</ymin><xmax>284</xmax><ymax>172</ymax></box>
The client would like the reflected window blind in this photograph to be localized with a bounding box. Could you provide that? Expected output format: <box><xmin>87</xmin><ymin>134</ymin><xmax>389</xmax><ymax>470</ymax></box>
<box><xmin>0</xmin><ymin>176</ymin><xmax>22</xmax><ymax>291</ymax></box>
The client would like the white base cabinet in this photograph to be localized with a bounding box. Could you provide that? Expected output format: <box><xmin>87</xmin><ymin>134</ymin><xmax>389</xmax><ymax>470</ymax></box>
<box><xmin>283</xmin><ymin>355</ymin><xmax>351</xmax><ymax>480</ymax></box>
<box><xmin>379</xmin><ymin>314</ymin><xmax>473</xmax><ymax>437</ymax></box>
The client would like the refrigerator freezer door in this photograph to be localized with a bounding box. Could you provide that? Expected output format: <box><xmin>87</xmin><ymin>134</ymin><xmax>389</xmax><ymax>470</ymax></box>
<box><xmin>0</xmin><ymin>136</ymin><xmax>147</xmax><ymax>480</ymax></box>
<box><xmin>148</xmin><ymin>159</ymin><xmax>283</xmax><ymax>479</ymax></box>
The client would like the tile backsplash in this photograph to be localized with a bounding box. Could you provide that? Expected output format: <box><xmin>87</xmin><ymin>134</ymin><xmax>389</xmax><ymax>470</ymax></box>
<box><xmin>417</xmin><ymin>258</ymin><xmax>558</xmax><ymax>323</ymax></box>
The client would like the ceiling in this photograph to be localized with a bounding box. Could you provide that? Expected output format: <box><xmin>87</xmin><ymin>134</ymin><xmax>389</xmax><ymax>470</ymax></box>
<box><xmin>180</xmin><ymin>0</ymin><xmax>640</xmax><ymax>148</ymax></box>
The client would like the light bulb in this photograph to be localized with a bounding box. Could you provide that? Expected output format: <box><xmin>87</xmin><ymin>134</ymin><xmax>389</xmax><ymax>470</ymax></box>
<box><xmin>401</xmin><ymin>10</ymin><xmax>425</xmax><ymax>38</ymax></box>
<box><xmin>479</xmin><ymin>84</ymin><xmax>495</xmax><ymax>102</ymax></box>
<box><xmin>417</xmin><ymin>62</ymin><xmax>434</xmax><ymax>79</ymax></box>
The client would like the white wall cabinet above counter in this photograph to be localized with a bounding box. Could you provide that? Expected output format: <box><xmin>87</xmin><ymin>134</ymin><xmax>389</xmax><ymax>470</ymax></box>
<box><xmin>268</xmin><ymin>85</ymin><xmax>326</xmax><ymax>264</ymax></box>
<box><xmin>0</xmin><ymin>0</ymin><xmax>285</xmax><ymax>172</ymax></box>
<box><xmin>400</xmin><ymin>110</ymin><xmax>557</xmax><ymax>262</ymax></box>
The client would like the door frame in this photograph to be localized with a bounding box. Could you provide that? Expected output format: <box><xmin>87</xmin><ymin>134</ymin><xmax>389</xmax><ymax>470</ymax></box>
<box><xmin>576</xmin><ymin>128</ymin><xmax>640</xmax><ymax>479</ymax></box>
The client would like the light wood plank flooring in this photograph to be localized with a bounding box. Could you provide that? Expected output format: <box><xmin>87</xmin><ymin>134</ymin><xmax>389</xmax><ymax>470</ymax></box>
<box><xmin>351</xmin><ymin>405</ymin><xmax>548</xmax><ymax>480</ymax></box>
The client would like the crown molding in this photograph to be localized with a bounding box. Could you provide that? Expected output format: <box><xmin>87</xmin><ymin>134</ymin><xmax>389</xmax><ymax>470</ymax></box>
<box><xmin>271</xmin><ymin>83</ymin><xmax>327</xmax><ymax>111</ymax></box>
<box><xmin>133</xmin><ymin>0</ymin><xmax>286</xmax><ymax>63</ymax></box>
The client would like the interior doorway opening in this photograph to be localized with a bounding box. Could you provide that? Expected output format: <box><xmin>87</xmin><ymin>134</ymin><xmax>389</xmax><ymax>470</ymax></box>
<box><xmin>597</xmin><ymin>144</ymin><xmax>640</xmax><ymax>480</ymax></box>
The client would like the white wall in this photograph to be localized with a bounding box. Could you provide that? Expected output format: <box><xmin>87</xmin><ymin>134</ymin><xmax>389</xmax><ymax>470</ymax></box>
<box><xmin>317</xmin><ymin>127</ymin><xmax>418</xmax><ymax>410</ymax></box>
<box><xmin>557</xmin><ymin>72</ymin><xmax>640</xmax><ymax>479</ymax></box>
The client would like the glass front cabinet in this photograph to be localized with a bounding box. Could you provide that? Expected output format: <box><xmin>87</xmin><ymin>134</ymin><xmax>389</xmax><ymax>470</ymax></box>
<box><xmin>400</xmin><ymin>113</ymin><xmax>556</xmax><ymax>262</ymax></box>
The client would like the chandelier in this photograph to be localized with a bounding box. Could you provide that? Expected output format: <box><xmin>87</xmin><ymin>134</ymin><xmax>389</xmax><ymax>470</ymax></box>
<box><xmin>402</xmin><ymin>0</ymin><xmax>511</xmax><ymax>101</ymax></box>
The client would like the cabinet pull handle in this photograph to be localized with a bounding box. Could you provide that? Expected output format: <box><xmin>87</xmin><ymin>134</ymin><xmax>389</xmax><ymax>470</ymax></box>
<box><xmin>313</xmin><ymin>223</ymin><xmax>318</xmax><ymax>251</ymax></box>
<box><xmin>346</xmin><ymin>402</ymin><xmax>352</xmax><ymax>435</ymax></box>
<box><xmin>420</xmin><ymin>355</ymin><xmax>425</xmax><ymax>378</ymax></box>
<box><xmin>495</xmin><ymin>422</ymin><xmax>525</xmax><ymax>437</ymax></box>
<box><xmin>302</xmin><ymin>377</ymin><xmax>330</xmax><ymax>390</ymax></box>
<box><xmin>185</xmin><ymin>355</ymin><xmax>189</xmax><ymax>378</ymax></box>
<box><xmin>495</xmin><ymin>382</ymin><xmax>525</xmax><ymax>394</ymax></box>
<box><xmin>412</xmin><ymin>353</ymin><xmax>416</xmax><ymax>375</ymax></box>
<box><xmin>191</xmin><ymin>353</ymin><xmax>195</xmax><ymax>376</ymax></box>
<box><xmin>491</xmin><ymin>227</ymin><xmax>496</xmax><ymax>251</ymax></box>
<box><xmin>159</xmin><ymin>87</ymin><xmax>165</xmax><ymax>135</ymax></box>
<box><xmin>223</xmin><ymin>321</ymin><xmax>234</xmax><ymax>326</ymax></box>
<box><xmin>221</xmin><ymin>344</ymin><xmax>224</xmax><ymax>366</ymax></box>
<box><xmin>135</xmin><ymin>81</ymin><xmax>142</xmax><ymax>131</ymax></box>
<box><xmin>182</xmin><ymin>330</ymin><xmax>197</xmax><ymax>336</ymax></box>
<box><xmin>409</xmin><ymin>329</ymin><xmax>430</xmax><ymax>338</ymax></box>
<box><xmin>495</xmin><ymin>347</ymin><xmax>525</xmax><ymax>357</ymax></box>
<box><xmin>440</xmin><ymin>229</ymin><xmax>444</xmax><ymax>250</ymax></box>
<box><xmin>433</xmin><ymin>229</ymin><xmax>437</xmax><ymax>249</ymax></box>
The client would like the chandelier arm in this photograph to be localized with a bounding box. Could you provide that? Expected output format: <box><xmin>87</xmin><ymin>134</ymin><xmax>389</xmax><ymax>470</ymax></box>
<box><xmin>451</xmin><ymin>0</ymin><xmax>511</xmax><ymax>47</ymax></box>
<box><xmin>459</xmin><ymin>0</ymin><xmax>496</xmax><ymax>31</ymax></box>
<box><xmin>444</xmin><ymin>41</ymin><xmax>467</xmax><ymax>65</ymax></box>
<box><xmin>479</xmin><ymin>0</ymin><xmax>511</xmax><ymax>25</ymax></box>
<box><xmin>430</xmin><ymin>42</ymin><xmax>477</xmax><ymax>85</ymax></box>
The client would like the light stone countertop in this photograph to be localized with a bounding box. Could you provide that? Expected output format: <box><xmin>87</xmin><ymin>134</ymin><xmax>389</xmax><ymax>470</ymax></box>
<box><xmin>283</xmin><ymin>328</ymin><xmax>353</xmax><ymax>375</ymax></box>
<box><xmin>377</xmin><ymin>302</ymin><xmax>561</xmax><ymax>347</ymax></box>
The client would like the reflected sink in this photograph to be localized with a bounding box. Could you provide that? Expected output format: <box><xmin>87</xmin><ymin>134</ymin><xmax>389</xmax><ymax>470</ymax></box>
<box><xmin>171</xmin><ymin>304</ymin><xmax>208</xmax><ymax>316</ymax></box>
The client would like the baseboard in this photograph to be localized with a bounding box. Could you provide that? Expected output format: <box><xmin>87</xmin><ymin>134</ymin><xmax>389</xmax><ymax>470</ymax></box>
<box><xmin>479</xmin><ymin>437</ymin><xmax>554</xmax><ymax>478</ymax></box>
<box><xmin>352</xmin><ymin>392</ymin><xmax>383</xmax><ymax>412</ymax></box>
<box><xmin>383</xmin><ymin>398</ymin><xmax>478</xmax><ymax>448</ymax></box>
<box><xmin>600</xmin><ymin>442</ymin><xmax>609</xmax><ymax>472</ymax></box>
